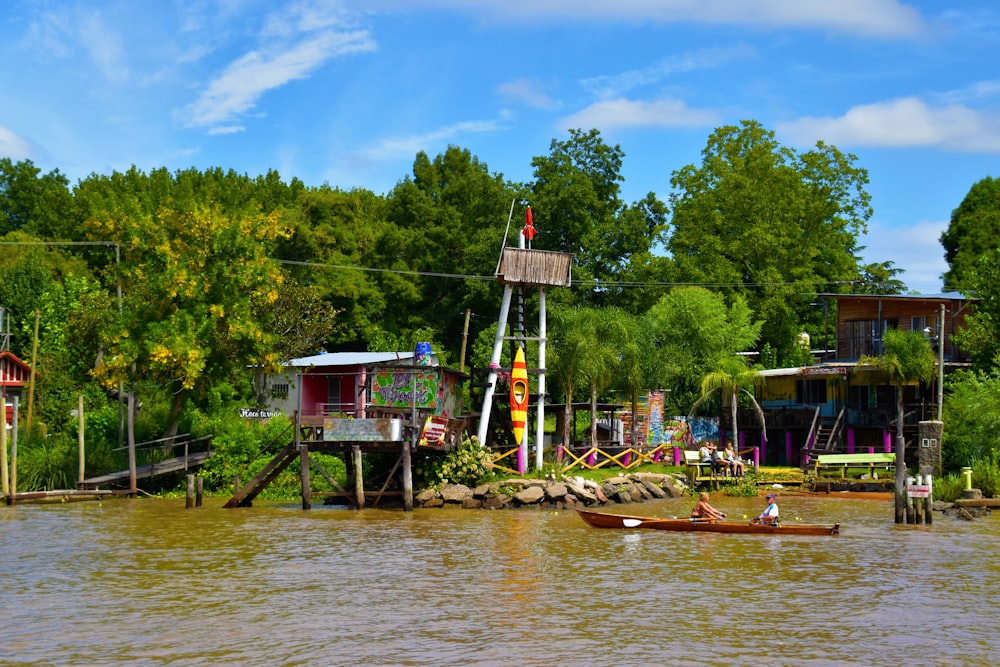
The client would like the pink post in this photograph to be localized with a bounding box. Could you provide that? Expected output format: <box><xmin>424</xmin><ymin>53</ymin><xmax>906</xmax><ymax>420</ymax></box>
<box><xmin>759</xmin><ymin>432</ymin><xmax>766</xmax><ymax>466</ymax></box>
<box><xmin>847</xmin><ymin>428</ymin><xmax>855</xmax><ymax>454</ymax></box>
<box><xmin>884</xmin><ymin>430</ymin><xmax>892</xmax><ymax>453</ymax></box>
<box><xmin>785</xmin><ymin>431</ymin><xmax>793</xmax><ymax>466</ymax></box>
<box><xmin>673</xmin><ymin>446</ymin><xmax>681</xmax><ymax>466</ymax></box>
<box><xmin>752</xmin><ymin>446</ymin><xmax>760</xmax><ymax>469</ymax></box>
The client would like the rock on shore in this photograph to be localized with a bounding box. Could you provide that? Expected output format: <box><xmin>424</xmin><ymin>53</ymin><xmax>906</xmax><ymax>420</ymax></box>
<box><xmin>415</xmin><ymin>472</ymin><xmax>691</xmax><ymax>510</ymax></box>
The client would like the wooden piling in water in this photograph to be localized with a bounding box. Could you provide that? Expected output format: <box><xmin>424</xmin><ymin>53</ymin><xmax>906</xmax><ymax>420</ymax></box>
<box><xmin>186</xmin><ymin>474</ymin><xmax>194</xmax><ymax>508</ymax></box>
<box><xmin>196</xmin><ymin>476</ymin><xmax>203</xmax><ymax>507</ymax></box>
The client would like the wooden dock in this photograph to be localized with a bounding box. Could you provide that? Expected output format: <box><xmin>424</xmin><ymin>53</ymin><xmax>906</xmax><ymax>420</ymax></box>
<box><xmin>78</xmin><ymin>450</ymin><xmax>213</xmax><ymax>490</ymax></box>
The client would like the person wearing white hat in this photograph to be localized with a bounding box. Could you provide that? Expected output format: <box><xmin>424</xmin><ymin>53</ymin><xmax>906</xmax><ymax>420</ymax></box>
<box><xmin>753</xmin><ymin>493</ymin><xmax>780</xmax><ymax>526</ymax></box>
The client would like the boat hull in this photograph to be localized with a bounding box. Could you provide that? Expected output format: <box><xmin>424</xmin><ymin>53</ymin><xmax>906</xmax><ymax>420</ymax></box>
<box><xmin>576</xmin><ymin>509</ymin><xmax>840</xmax><ymax>536</ymax></box>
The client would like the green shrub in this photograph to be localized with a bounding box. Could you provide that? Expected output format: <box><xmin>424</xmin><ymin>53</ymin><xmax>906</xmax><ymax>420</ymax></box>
<box><xmin>931</xmin><ymin>473</ymin><xmax>965</xmax><ymax>503</ymax></box>
<box><xmin>414</xmin><ymin>435</ymin><xmax>494</xmax><ymax>488</ymax></box>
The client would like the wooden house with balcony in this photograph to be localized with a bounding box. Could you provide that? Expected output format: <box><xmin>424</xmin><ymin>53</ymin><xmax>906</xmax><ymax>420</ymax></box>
<box><xmin>737</xmin><ymin>293</ymin><xmax>975</xmax><ymax>468</ymax></box>
<box><xmin>228</xmin><ymin>351</ymin><xmax>468</xmax><ymax>511</ymax></box>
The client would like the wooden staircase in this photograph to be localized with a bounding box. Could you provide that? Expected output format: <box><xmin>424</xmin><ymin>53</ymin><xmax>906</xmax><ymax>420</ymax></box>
<box><xmin>801</xmin><ymin>406</ymin><xmax>846</xmax><ymax>467</ymax></box>
<box><xmin>223</xmin><ymin>441</ymin><xmax>299</xmax><ymax>508</ymax></box>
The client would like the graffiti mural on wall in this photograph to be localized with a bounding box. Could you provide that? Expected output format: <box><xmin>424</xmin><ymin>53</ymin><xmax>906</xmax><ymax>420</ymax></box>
<box><xmin>369</xmin><ymin>369</ymin><xmax>461</xmax><ymax>418</ymax></box>
<box><xmin>618</xmin><ymin>390</ymin><xmax>720</xmax><ymax>448</ymax></box>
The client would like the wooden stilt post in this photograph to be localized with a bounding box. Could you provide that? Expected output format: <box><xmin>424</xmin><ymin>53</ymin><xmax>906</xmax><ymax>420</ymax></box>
<box><xmin>402</xmin><ymin>441</ymin><xmax>413</xmax><ymax>511</ymax></box>
<box><xmin>127</xmin><ymin>390</ymin><xmax>137</xmax><ymax>497</ymax></box>
<box><xmin>924</xmin><ymin>474</ymin><xmax>933</xmax><ymax>525</ymax></box>
<box><xmin>78</xmin><ymin>395</ymin><xmax>85</xmax><ymax>484</ymax></box>
<box><xmin>300</xmin><ymin>443</ymin><xmax>311</xmax><ymax>510</ymax></box>
<box><xmin>196</xmin><ymin>476</ymin><xmax>203</xmax><ymax>507</ymax></box>
<box><xmin>353</xmin><ymin>445</ymin><xmax>364</xmax><ymax>509</ymax></box>
<box><xmin>1</xmin><ymin>394</ymin><xmax>8</xmax><ymax>497</ymax></box>
<box><xmin>186</xmin><ymin>474</ymin><xmax>194</xmax><ymax>508</ymax></box>
<box><xmin>10</xmin><ymin>396</ymin><xmax>18</xmax><ymax>506</ymax></box>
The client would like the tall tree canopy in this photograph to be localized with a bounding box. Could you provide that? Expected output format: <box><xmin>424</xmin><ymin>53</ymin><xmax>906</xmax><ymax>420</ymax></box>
<box><xmin>642</xmin><ymin>286</ymin><xmax>762</xmax><ymax>413</ymax></box>
<box><xmin>667</xmin><ymin>120</ymin><xmax>872</xmax><ymax>365</ymax></box>
<box><xmin>79</xmin><ymin>167</ymin><xmax>302</xmax><ymax>434</ymax></box>
<box><xmin>529</xmin><ymin>129</ymin><xmax>669</xmax><ymax>308</ymax></box>
<box><xmin>941</xmin><ymin>175</ymin><xmax>1000</xmax><ymax>293</ymax></box>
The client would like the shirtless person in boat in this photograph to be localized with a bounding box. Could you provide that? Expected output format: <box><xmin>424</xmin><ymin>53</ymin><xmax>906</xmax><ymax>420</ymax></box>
<box><xmin>690</xmin><ymin>492</ymin><xmax>727</xmax><ymax>521</ymax></box>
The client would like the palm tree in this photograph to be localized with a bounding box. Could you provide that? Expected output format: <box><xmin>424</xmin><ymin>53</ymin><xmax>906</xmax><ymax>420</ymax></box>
<box><xmin>690</xmin><ymin>356</ymin><xmax>768</xmax><ymax>452</ymax></box>
<box><xmin>858</xmin><ymin>327</ymin><xmax>935</xmax><ymax>523</ymax></box>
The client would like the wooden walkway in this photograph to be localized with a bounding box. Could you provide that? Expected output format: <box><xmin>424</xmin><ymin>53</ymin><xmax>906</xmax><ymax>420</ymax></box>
<box><xmin>78</xmin><ymin>450</ymin><xmax>213</xmax><ymax>490</ymax></box>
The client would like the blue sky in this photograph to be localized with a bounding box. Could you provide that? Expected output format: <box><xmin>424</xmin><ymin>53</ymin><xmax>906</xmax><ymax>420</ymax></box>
<box><xmin>2</xmin><ymin>1</ymin><xmax>999</xmax><ymax>294</ymax></box>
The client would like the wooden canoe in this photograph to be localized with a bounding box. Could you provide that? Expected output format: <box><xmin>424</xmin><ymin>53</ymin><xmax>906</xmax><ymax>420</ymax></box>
<box><xmin>576</xmin><ymin>509</ymin><xmax>840</xmax><ymax>536</ymax></box>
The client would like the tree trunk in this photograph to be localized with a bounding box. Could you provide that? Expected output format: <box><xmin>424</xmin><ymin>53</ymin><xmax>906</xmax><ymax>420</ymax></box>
<box><xmin>562</xmin><ymin>388</ymin><xmax>573</xmax><ymax>451</ymax></box>
<box><xmin>730</xmin><ymin>389</ymin><xmax>739</xmax><ymax>451</ymax></box>
<box><xmin>164</xmin><ymin>389</ymin><xmax>185</xmax><ymax>439</ymax></box>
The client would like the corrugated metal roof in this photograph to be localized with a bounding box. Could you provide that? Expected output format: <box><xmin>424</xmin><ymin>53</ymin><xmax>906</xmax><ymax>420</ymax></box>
<box><xmin>286</xmin><ymin>351</ymin><xmax>415</xmax><ymax>368</ymax></box>
<box><xmin>818</xmin><ymin>292</ymin><xmax>973</xmax><ymax>301</ymax></box>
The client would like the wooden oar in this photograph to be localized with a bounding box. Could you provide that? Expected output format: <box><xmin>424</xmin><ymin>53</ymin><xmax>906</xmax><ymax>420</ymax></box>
<box><xmin>621</xmin><ymin>517</ymin><xmax>717</xmax><ymax>528</ymax></box>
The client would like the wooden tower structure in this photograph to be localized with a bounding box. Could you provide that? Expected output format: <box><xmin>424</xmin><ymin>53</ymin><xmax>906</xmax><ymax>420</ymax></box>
<box><xmin>476</xmin><ymin>205</ymin><xmax>572</xmax><ymax>471</ymax></box>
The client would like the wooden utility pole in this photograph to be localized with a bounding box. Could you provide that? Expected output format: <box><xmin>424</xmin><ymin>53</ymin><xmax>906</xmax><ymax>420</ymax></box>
<box><xmin>459</xmin><ymin>308</ymin><xmax>471</xmax><ymax>373</ymax></box>
<box><xmin>78</xmin><ymin>395</ymin><xmax>85</xmax><ymax>483</ymax></box>
<box><xmin>26</xmin><ymin>310</ymin><xmax>39</xmax><ymax>429</ymax></box>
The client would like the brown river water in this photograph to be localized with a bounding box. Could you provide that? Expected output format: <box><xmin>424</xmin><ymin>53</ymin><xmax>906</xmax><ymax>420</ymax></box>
<box><xmin>2</xmin><ymin>494</ymin><xmax>998</xmax><ymax>667</ymax></box>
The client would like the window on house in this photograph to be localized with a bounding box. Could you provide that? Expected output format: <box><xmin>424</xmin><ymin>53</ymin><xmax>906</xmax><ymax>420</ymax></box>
<box><xmin>327</xmin><ymin>377</ymin><xmax>342</xmax><ymax>414</ymax></box>
<box><xmin>847</xmin><ymin>384</ymin><xmax>872</xmax><ymax>411</ymax></box>
<box><xmin>270</xmin><ymin>383</ymin><xmax>289</xmax><ymax>399</ymax></box>
<box><xmin>796</xmin><ymin>379</ymin><xmax>827</xmax><ymax>405</ymax></box>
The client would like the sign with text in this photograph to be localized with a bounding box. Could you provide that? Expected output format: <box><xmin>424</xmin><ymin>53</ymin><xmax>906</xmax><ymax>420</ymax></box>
<box><xmin>907</xmin><ymin>484</ymin><xmax>931</xmax><ymax>498</ymax></box>
<box><xmin>419</xmin><ymin>416</ymin><xmax>449</xmax><ymax>447</ymax></box>
<box><xmin>239</xmin><ymin>408</ymin><xmax>280</xmax><ymax>419</ymax></box>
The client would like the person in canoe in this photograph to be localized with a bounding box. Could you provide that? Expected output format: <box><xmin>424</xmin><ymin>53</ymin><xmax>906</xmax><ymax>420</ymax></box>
<box><xmin>752</xmin><ymin>492</ymin><xmax>780</xmax><ymax>526</ymax></box>
<box><xmin>691</xmin><ymin>492</ymin><xmax>727</xmax><ymax>522</ymax></box>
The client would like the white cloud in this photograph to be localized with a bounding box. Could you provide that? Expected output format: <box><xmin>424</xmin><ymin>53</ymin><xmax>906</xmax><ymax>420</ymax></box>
<box><xmin>778</xmin><ymin>97</ymin><xmax>1000</xmax><ymax>152</ymax></box>
<box><xmin>77</xmin><ymin>11</ymin><xmax>129</xmax><ymax>83</ymax></box>
<box><xmin>859</xmin><ymin>218</ymin><xmax>948</xmax><ymax>294</ymax></box>
<box><xmin>376</xmin><ymin>0</ymin><xmax>926</xmax><ymax>38</ymax></box>
<box><xmin>559</xmin><ymin>98</ymin><xmax>720</xmax><ymax>132</ymax></box>
<box><xmin>580</xmin><ymin>45</ymin><xmax>758</xmax><ymax>99</ymax></box>
<box><xmin>358</xmin><ymin>120</ymin><xmax>501</xmax><ymax>162</ymax></box>
<box><xmin>0</xmin><ymin>126</ymin><xmax>33</xmax><ymax>161</ymax></box>
<box><xmin>181</xmin><ymin>29</ymin><xmax>375</xmax><ymax>129</ymax></box>
<box><xmin>497</xmin><ymin>78</ymin><xmax>557</xmax><ymax>109</ymax></box>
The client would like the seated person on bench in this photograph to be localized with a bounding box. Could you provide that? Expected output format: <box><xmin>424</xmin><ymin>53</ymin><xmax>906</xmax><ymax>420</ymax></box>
<box><xmin>724</xmin><ymin>441</ymin><xmax>745</xmax><ymax>477</ymax></box>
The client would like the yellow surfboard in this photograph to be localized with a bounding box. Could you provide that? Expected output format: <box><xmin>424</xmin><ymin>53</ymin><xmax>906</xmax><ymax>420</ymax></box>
<box><xmin>510</xmin><ymin>346</ymin><xmax>528</xmax><ymax>445</ymax></box>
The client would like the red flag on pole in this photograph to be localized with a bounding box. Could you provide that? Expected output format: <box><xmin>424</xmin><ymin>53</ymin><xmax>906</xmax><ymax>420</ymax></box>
<box><xmin>523</xmin><ymin>205</ymin><xmax>536</xmax><ymax>241</ymax></box>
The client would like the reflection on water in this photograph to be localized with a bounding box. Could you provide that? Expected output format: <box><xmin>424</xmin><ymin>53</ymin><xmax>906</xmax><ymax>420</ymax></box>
<box><xmin>2</xmin><ymin>494</ymin><xmax>999</xmax><ymax>666</ymax></box>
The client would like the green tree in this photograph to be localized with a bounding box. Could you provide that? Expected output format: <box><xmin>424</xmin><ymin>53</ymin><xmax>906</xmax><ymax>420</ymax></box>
<box><xmin>82</xmin><ymin>170</ymin><xmax>294</xmax><ymax>436</ymax></box>
<box><xmin>379</xmin><ymin>146</ymin><xmax>519</xmax><ymax>353</ymax></box>
<box><xmin>277</xmin><ymin>185</ymin><xmax>389</xmax><ymax>349</ymax></box>
<box><xmin>858</xmin><ymin>327</ymin><xmax>935</xmax><ymax>523</ymax></box>
<box><xmin>668</xmin><ymin>120</ymin><xmax>872</xmax><ymax>364</ymax></box>
<box><xmin>0</xmin><ymin>158</ymin><xmax>78</xmax><ymax>239</ymax></box>
<box><xmin>941</xmin><ymin>369</ymin><xmax>1000</xmax><ymax>471</ymax></box>
<box><xmin>952</xmin><ymin>248</ymin><xmax>1000</xmax><ymax>371</ymax></box>
<box><xmin>941</xmin><ymin>176</ymin><xmax>1000</xmax><ymax>293</ymax></box>
<box><xmin>854</xmin><ymin>260</ymin><xmax>908</xmax><ymax>295</ymax></box>
<box><xmin>690</xmin><ymin>356</ymin><xmax>767</xmax><ymax>450</ymax></box>
<box><xmin>642</xmin><ymin>286</ymin><xmax>763</xmax><ymax>413</ymax></box>
<box><xmin>529</xmin><ymin>129</ymin><xmax>669</xmax><ymax>308</ymax></box>
<box><xmin>549</xmin><ymin>306</ymin><xmax>599</xmax><ymax>450</ymax></box>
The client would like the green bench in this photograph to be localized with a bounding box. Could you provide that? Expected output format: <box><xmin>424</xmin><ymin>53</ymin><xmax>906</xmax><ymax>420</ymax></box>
<box><xmin>814</xmin><ymin>453</ymin><xmax>896</xmax><ymax>480</ymax></box>
<box><xmin>683</xmin><ymin>449</ymin><xmax>721</xmax><ymax>487</ymax></box>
